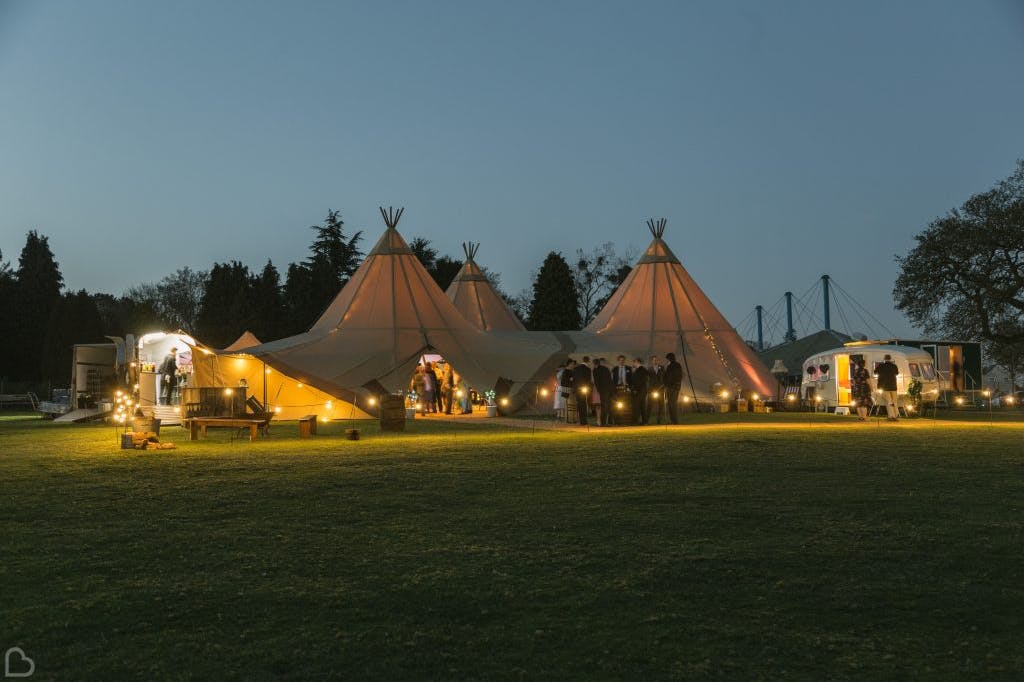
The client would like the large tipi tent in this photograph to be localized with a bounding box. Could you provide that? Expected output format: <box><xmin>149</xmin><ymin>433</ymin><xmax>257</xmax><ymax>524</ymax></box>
<box><xmin>239</xmin><ymin>208</ymin><xmax>566</xmax><ymax>406</ymax></box>
<box><xmin>577</xmin><ymin>218</ymin><xmax>777</xmax><ymax>400</ymax></box>
<box><xmin>446</xmin><ymin>242</ymin><xmax>526</xmax><ymax>332</ymax></box>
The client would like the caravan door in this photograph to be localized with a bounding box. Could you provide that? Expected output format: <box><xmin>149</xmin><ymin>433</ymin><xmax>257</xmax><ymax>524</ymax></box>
<box><xmin>836</xmin><ymin>353</ymin><xmax>851</xmax><ymax>406</ymax></box>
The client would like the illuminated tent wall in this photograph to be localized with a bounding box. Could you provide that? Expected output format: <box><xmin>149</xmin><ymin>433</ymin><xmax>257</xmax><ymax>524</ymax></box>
<box><xmin>222</xmin><ymin>331</ymin><xmax>262</xmax><ymax>352</ymax></box>
<box><xmin>575</xmin><ymin>218</ymin><xmax>777</xmax><ymax>400</ymax></box>
<box><xmin>239</xmin><ymin>208</ymin><xmax>567</xmax><ymax>409</ymax></box>
<box><xmin>189</xmin><ymin>343</ymin><xmax>372</xmax><ymax>420</ymax></box>
<box><xmin>445</xmin><ymin>242</ymin><xmax>526</xmax><ymax>332</ymax></box>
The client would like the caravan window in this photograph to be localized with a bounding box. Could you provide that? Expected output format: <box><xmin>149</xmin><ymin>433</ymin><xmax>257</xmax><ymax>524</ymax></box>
<box><xmin>908</xmin><ymin>362</ymin><xmax>921</xmax><ymax>378</ymax></box>
<box><xmin>920</xmin><ymin>363</ymin><xmax>936</xmax><ymax>380</ymax></box>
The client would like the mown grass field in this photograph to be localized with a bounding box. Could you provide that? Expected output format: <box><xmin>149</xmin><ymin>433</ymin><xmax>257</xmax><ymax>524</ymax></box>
<box><xmin>2</xmin><ymin>412</ymin><xmax>1023</xmax><ymax>680</ymax></box>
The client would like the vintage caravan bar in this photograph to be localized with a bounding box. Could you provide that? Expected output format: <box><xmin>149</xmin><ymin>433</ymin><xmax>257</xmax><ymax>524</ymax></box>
<box><xmin>801</xmin><ymin>342</ymin><xmax>939</xmax><ymax>409</ymax></box>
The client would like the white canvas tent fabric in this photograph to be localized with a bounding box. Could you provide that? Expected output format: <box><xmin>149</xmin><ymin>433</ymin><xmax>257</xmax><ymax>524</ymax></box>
<box><xmin>446</xmin><ymin>242</ymin><xmax>526</xmax><ymax>332</ymax></box>
<box><xmin>222</xmin><ymin>331</ymin><xmax>262</xmax><ymax>352</ymax></box>
<box><xmin>575</xmin><ymin>219</ymin><xmax>777</xmax><ymax>400</ymax></box>
<box><xmin>238</xmin><ymin>208</ymin><xmax>567</xmax><ymax>408</ymax></box>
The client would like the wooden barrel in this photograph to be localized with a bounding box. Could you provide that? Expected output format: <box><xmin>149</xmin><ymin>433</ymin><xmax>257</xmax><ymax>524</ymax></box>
<box><xmin>132</xmin><ymin>416</ymin><xmax>161</xmax><ymax>435</ymax></box>
<box><xmin>378</xmin><ymin>395</ymin><xmax>406</xmax><ymax>432</ymax></box>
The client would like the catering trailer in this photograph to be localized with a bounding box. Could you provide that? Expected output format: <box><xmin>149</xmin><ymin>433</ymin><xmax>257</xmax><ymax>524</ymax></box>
<box><xmin>801</xmin><ymin>343</ymin><xmax>939</xmax><ymax>409</ymax></box>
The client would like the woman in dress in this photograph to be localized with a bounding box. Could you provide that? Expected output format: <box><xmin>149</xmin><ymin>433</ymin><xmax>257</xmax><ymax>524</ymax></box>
<box><xmin>851</xmin><ymin>356</ymin><xmax>873</xmax><ymax>421</ymax></box>
<box><xmin>559</xmin><ymin>359</ymin><xmax>576</xmax><ymax>422</ymax></box>
<box><xmin>553</xmin><ymin>362</ymin><xmax>566</xmax><ymax>417</ymax></box>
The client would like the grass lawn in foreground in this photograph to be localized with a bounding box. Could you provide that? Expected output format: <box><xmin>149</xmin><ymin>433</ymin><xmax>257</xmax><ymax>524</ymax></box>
<box><xmin>2</xmin><ymin>413</ymin><xmax>1023</xmax><ymax>679</ymax></box>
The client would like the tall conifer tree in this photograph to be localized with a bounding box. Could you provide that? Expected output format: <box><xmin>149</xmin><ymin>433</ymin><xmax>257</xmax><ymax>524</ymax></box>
<box><xmin>527</xmin><ymin>252</ymin><xmax>582</xmax><ymax>331</ymax></box>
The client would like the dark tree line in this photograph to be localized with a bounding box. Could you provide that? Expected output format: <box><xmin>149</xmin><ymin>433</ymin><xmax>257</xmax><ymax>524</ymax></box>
<box><xmin>0</xmin><ymin>209</ymin><xmax>634</xmax><ymax>386</ymax></box>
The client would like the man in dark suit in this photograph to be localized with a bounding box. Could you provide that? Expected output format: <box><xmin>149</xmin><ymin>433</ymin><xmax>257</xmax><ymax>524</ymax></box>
<box><xmin>611</xmin><ymin>355</ymin><xmax>631</xmax><ymax>425</ymax></box>
<box><xmin>571</xmin><ymin>356</ymin><xmax>594</xmax><ymax>426</ymax></box>
<box><xmin>648</xmin><ymin>355</ymin><xmax>665</xmax><ymax>424</ymax></box>
<box><xmin>664</xmin><ymin>352</ymin><xmax>684</xmax><ymax>425</ymax></box>
<box><xmin>630</xmin><ymin>358</ymin><xmax>650</xmax><ymax>425</ymax></box>
<box><xmin>593</xmin><ymin>357</ymin><xmax>613</xmax><ymax>426</ymax></box>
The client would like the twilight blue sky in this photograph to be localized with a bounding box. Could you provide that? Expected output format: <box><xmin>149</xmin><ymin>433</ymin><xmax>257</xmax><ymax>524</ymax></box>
<box><xmin>2</xmin><ymin>0</ymin><xmax>1022</xmax><ymax>342</ymax></box>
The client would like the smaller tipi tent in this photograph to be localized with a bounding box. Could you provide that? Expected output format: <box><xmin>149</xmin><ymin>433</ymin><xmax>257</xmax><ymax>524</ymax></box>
<box><xmin>446</xmin><ymin>242</ymin><xmax>526</xmax><ymax>332</ymax></box>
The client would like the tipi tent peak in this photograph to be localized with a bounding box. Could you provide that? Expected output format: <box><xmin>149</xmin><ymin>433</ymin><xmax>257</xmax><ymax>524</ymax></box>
<box><xmin>380</xmin><ymin>205</ymin><xmax>404</xmax><ymax>230</ymax></box>
<box><xmin>647</xmin><ymin>217</ymin><xmax>667</xmax><ymax>239</ymax></box>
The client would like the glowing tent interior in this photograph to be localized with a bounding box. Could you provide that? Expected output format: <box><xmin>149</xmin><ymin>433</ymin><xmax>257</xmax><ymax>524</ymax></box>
<box><xmin>188</xmin><ymin>340</ymin><xmax>372</xmax><ymax>421</ymax></box>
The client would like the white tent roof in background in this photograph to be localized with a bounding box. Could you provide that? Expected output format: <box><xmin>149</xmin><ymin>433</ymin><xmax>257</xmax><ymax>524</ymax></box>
<box><xmin>222</xmin><ymin>331</ymin><xmax>262</xmax><ymax>352</ymax></box>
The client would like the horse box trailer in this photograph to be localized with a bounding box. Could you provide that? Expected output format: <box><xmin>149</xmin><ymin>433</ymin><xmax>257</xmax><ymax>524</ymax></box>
<box><xmin>801</xmin><ymin>343</ymin><xmax>939</xmax><ymax>409</ymax></box>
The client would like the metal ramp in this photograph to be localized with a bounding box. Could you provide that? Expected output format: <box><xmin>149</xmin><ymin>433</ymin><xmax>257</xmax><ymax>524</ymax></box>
<box><xmin>53</xmin><ymin>406</ymin><xmax>111</xmax><ymax>423</ymax></box>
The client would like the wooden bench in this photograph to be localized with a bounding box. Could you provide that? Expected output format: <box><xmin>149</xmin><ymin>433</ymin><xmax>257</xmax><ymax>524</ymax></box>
<box><xmin>298</xmin><ymin>414</ymin><xmax>317</xmax><ymax>438</ymax></box>
<box><xmin>186</xmin><ymin>417</ymin><xmax>268</xmax><ymax>441</ymax></box>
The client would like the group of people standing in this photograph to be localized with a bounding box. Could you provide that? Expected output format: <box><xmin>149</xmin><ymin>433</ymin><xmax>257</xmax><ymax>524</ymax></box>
<box><xmin>554</xmin><ymin>353</ymin><xmax>686</xmax><ymax>426</ymax></box>
<box><xmin>850</xmin><ymin>353</ymin><xmax>902</xmax><ymax>421</ymax></box>
<box><xmin>411</xmin><ymin>361</ymin><xmax>471</xmax><ymax>414</ymax></box>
